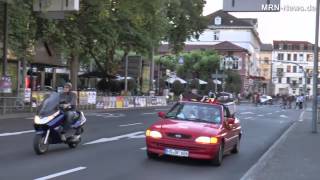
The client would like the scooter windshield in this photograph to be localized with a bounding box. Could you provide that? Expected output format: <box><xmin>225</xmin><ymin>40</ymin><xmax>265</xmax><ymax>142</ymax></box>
<box><xmin>39</xmin><ymin>92</ymin><xmax>60</xmax><ymax>117</ymax></box>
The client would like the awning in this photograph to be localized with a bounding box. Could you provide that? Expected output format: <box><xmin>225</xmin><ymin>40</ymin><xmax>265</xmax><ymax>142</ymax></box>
<box><xmin>213</xmin><ymin>79</ymin><xmax>222</xmax><ymax>84</ymax></box>
<box><xmin>166</xmin><ymin>76</ymin><xmax>187</xmax><ymax>84</ymax></box>
<box><xmin>198</xmin><ymin>79</ymin><xmax>207</xmax><ymax>85</ymax></box>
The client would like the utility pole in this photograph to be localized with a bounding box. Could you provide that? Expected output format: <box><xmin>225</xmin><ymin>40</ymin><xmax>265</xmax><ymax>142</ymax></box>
<box><xmin>312</xmin><ymin>0</ymin><xmax>320</xmax><ymax>133</ymax></box>
<box><xmin>124</xmin><ymin>54</ymin><xmax>128</xmax><ymax>94</ymax></box>
<box><xmin>2</xmin><ymin>2</ymin><xmax>8</xmax><ymax>76</ymax></box>
<box><xmin>150</xmin><ymin>46</ymin><xmax>155</xmax><ymax>94</ymax></box>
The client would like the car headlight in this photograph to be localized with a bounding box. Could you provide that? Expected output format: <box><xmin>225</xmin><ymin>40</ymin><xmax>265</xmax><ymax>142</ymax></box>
<box><xmin>195</xmin><ymin>136</ymin><xmax>218</xmax><ymax>144</ymax></box>
<box><xmin>146</xmin><ymin>130</ymin><xmax>162</xmax><ymax>139</ymax></box>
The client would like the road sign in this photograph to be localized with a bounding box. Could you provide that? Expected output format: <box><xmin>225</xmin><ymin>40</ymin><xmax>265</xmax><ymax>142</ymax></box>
<box><xmin>223</xmin><ymin>0</ymin><xmax>281</xmax><ymax>12</ymax></box>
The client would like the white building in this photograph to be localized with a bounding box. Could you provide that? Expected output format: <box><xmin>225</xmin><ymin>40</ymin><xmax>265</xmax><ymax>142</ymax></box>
<box><xmin>272</xmin><ymin>41</ymin><xmax>317</xmax><ymax>96</ymax></box>
<box><xmin>186</xmin><ymin>10</ymin><xmax>262</xmax><ymax>78</ymax></box>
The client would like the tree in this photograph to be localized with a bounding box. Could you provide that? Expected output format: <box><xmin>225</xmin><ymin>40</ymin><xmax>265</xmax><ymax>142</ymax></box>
<box><xmin>165</xmin><ymin>0</ymin><xmax>208</xmax><ymax>53</ymax></box>
<box><xmin>225</xmin><ymin>70</ymin><xmax>242</xmax><ymax>93</ymax></box>
<box><xmin>172</xmin><ymin>80</ymin><xmax>184</xmax><ymax>96</ymax></box>
<box><xmin>177</xmin><ymin>50</ymin><xmax>220</xmax><ymax>80</ymax></box>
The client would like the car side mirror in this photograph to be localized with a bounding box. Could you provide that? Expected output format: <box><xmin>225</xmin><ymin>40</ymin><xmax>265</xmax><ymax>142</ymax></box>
<box><xmin>227</xmin><ymin>118</ymin><xmax>235</xmax><ymax>125</ymax></box>
<box><xmin>158</xmin><ymin>112</ymin><xmax>166</xmax><ymax>118</ymax></box>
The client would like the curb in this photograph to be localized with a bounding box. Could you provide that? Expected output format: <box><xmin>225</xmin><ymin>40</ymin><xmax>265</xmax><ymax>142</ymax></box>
<box><xmin>240</xmin><ymin>110</ymin><xmax>304</xmax><ymax>180</ymax></box>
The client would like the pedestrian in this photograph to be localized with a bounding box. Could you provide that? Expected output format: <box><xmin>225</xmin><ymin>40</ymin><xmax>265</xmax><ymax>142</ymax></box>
<box><xmin>281</xmin><ymin>95</ymin><xmax>287</xmax><ymax>109</ymax></box>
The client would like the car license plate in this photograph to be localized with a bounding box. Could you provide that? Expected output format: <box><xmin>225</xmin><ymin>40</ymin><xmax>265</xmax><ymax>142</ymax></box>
<box><xmin>164</xmin><ymin>148</ymin><xmax>189</xmax><ymax>157</ymax></box>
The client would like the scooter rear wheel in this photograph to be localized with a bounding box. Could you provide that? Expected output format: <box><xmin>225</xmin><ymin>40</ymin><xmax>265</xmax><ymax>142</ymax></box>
<box><xmin>67</xmin><ymin>137</ymin><xmax>81</xmax><ymax>148</ymax></box>
<box><xmin>33</xmin><ymin>134</ymin><xmax>49</xmax><ymax>155</ymax></box>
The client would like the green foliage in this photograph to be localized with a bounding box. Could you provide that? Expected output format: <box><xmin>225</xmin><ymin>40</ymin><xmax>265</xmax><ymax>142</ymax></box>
<box><xmin>172</xmin><ymin>80</ymin><xmax>184</xmax><ymax>96</ymax></box>
<box><xmin>155</xmin><ymin>55</ymin><xmax>177</xmax><ymax>71</ymax></box>
<box><xmin>177</xmin><ymin>50</ymin><xmax>220</xmax><ymax>80</ymax></box>
<box><xmin>225</xmin><ymin>70</ymin><xmax>242</xmax><ymax>93</ymax></box>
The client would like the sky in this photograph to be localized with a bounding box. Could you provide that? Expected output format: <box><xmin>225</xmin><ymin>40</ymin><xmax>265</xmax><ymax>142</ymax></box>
<box><xmin>203</xmin><ymin>0</ymin><xmax>317</xmax><ymax>44</ymax></box>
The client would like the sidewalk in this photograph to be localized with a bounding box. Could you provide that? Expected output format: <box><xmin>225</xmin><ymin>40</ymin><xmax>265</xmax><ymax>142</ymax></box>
<box><xmin>242</xmin><ymin>110</ymin><xmax>320</xmax><ymax>180</ymax></box>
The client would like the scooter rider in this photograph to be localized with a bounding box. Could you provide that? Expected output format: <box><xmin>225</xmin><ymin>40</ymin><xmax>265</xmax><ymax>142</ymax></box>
<box><xmin>59</xmin><ymin>82</ymin><xmax>77</xmax><ymax>141</ymax></box>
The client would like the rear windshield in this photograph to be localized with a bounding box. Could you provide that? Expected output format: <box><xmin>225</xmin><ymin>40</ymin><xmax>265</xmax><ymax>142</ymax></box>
<box><xmin>166</xmin><ymin>102</ymin><xmax>222</xmax><ymax>124</ymax></box>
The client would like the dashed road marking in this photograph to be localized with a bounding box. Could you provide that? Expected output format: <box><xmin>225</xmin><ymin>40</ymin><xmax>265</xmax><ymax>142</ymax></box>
<box><xmin>34</xmin><ymin>167</ymin><xmax>87</xmax><ymax>180</ymax></box>
<box><xmin>280</xmin><ymin>115</ymin><xmax>288</xmax><ymax>118</ymax></box>
<box><xmin>119</xmin><ymin>123</ymin><xmax>142</xmax><ymax>127</ymax></box>
<box><xmin>257</xmin><ymin>115</ymin><xmax>264</xmax><ymax>117</ymax></box>
<box><xmin>0</xmin><ymin>130</ymin><xmax>34</xmax><ymax>137</ymax></box>
<box><xmin>299</xmin><ymin>111</ymin><xmax>305</xmax><ymax>122</ymax></box>
<box><xmin>140</xmin><ymin>147</ymin><xmax>147</xmax><ymax>150</ymax></box>
<box><xmin>240</xmin><ymin>112</ymin><xmax>254</xmax><ymax>115</ymax></box>
<box><xmin>142</xmin><ymin>112</ymin><xmax>157</xmax><ymax>115</ymax></box>
<box><xmin>244</xmin><ymin>117</ymin><xmax>253</xmax><ymax>120</ymax></box>
<box><xmin>267</xmin><ymin>113</ymin><xmax>272</xmax><ymax>115</ymax></box>
<box><xmin>84</xmin><ymin>131</ymin><xmax>145</xmax><ymax>145</ymax></box>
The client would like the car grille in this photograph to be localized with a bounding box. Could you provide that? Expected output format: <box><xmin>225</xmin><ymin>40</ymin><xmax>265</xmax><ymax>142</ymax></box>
<box><xmin>166</xmin><ymin>133</ymin><xmax>192</xmax><ymax>140</ymax></box>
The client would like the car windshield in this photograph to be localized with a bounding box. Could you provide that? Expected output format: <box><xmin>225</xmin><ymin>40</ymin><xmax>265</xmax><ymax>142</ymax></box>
<box><xmin>166</xmin><ymin>103</ymin><xmax>222</xmax><ymax>124</ymax></box>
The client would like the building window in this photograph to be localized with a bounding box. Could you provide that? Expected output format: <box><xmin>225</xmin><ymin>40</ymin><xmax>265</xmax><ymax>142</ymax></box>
<box><xmin>263</xmin><ymin>57</ymin><xmax>269</xmax><ymax>64</ymax></box>
<box><xmin>299</xmin><ymin>54</ymin><xmax>304</xmax><ymax>61</ymax></box>
<box><xmin>214</xmin><ymin>16</ymin><xmax>222</xmax><ymax>25</ymax></box>
<box><xmin>299</xmin><ymin>78</ymin><xmax>302</xmax><ymax>84</ymax></box>
<box><xmin>287</xmin><ymin>77</ymin><xmax>290</xmax><ymax>84</ymax></box>
<box><xmin>277</xmin><ymin>68</ymin><xmax>284</xmax><ymax>76</ymax></box>
<box><xmin>300</xmin><ymin>44</ymin><xmax>304</xmax><ymax>51</ymax></box>
<box><xmin>287</xmin><ymin>54</ymin><xmax>291</xmax><ymax>61</ymax></box>
<box><xmin>287</xmin><ymin>65</ymin><xmax>291</xmax><ymax>73</ymax></box>
<box><xmin>274</xmin><ymin>44</ymin><xmax>279</xmax><ymax>50</ymax></box>
<box><xmin>292</xmin><ymin>80</ymin><xmax>297</xmax><ymax>87</ymax></box>
<box><xmin>288</xmin><ymin>44</ymin><xmax>292</xmax><ymax>50</ymax></box>
<box><xmin>279</xmin><ymin>44</ymin><xmax>284</xmax><ymax>50</ymax></box>
<box><xmin>307</xmin><ymin>54</ymin><xmax>313</xmax><ymax>61</ymax></box>
<box><xmin>293</xmin><ymin>54</ymin><xmax>297</xmax><ymax>61</ymax></box>
<box><xmin>293</xmin><ymin>66</ymin><xmax>297</xmax><ymax>73</ymax></box>
<box><xmin>278</xmin><ymin>77</ymin><xmax>282</xmax><ymax>83</ymax></box>
<box><xmin>307</xmin><ymin>78</ymin><xmax>311</xmax><ymax>84</ymax></box>
<box><xmin>283</xmin><ymin>44</ymin><xmax>288</xmax><ymax>50</ymax></box>
<box><xmin>278</xmin><ymin>53</ymin><xmax>284</xmax><ymax>60</ymax></box>
<box><xmin>213</xmin><ymin>31</ymin><xmax>220</xmax><ymax>40</ymax></box>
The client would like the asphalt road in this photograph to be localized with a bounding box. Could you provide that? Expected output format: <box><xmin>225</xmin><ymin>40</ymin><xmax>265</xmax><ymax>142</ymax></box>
<box><xmin>0</xmin><ymin>104</ymin><xmax>303</xmax><ymax>180</ymax></box>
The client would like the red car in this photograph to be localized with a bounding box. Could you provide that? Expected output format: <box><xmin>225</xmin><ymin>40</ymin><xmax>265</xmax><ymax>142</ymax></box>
<box><xmin>145</xmin><ymin>100</ymin><xmax>242</xmax><ymax>166</ymax></box>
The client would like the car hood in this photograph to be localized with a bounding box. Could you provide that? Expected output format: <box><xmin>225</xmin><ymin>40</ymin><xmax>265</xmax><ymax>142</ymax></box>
<box><xmin>153</xmin><ymin>118</ymin><xmax>221</xmax><ymax>137</ymax></box>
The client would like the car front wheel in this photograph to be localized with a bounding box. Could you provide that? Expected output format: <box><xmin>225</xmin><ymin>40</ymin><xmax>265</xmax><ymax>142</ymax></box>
<box><xmin>211</xmin><ymin>143</ymin><xmax>224</xmax><ymax>166</ymax></box>
<box><xmin>147</xmin><ymin>151</ymin><xmax>159</xmax><ymax>159</ymax></box>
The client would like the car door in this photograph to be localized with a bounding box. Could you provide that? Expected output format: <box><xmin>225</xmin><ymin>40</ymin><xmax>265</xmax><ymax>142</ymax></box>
<box><xmin>220</xmin><ymin>106</ymin><xmax>233</xmax><ymax>152</ymax></box>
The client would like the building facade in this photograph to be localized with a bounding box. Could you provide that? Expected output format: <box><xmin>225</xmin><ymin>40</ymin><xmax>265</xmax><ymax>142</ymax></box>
<box><xmin>159</xmin><ymin>10</ymin><xmax>263</xmax><ymax>94</ymax></box>
<box><xmin>259</xmin><ymin>44</ymin><xmax>273</xmax><ymax>94</ymax></box>
<box><xmin>272</xmin><ymin>41</ymin><xmax>315</xmax><ymax>96</ymax></box>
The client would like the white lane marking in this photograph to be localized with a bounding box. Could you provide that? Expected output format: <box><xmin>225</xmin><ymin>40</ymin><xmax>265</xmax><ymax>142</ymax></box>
<box><xmin>84</xmin><ymin>131</ymin><xmax>145</xmax><ymax>145</ymax></box>
<box><xmin>244</xmin><ymin>117</ymin><xmax>253</xmax><ymax>120</ymax></box>
<box><xmin>129</xmin><ymin>134</ymin><xmax>145</xmax><ymax>139</ymax></box>
<box><xmin>276</xmin><ymin>111</ymin><xmax>280</xmax><ymax>113</ymax></box>
<box><xmin>142</xmin><ymin>112</ymin><xmax>157</xmax><ymax>115</ymax></box>
<box><xmin>0</xmin><ymin>130</ymin><xmax>34</xmax><ymax>137</ymax></box>
<box><xmin>119</xmin><ymin>123</ymin><xmax>142</xmax><ymax>127</ymax></box>
<box><xmin>280</xmin><ymin>115</ymin><xmax>288</xmax><ymax>118</ymax></box>
<box><xmin>257</xmin><ymin>115</ymin><xmax>264</xmax><ymax>117</ymax></box>
<box><xmin>26</xmin><ymin>117</ymin><xmax>34</xmax><ymax>120</ymax></box>
<box><xmin>140</xmin><ymin>147</ymin><xmax>147</xmax><ymax>150</ymax></box>
<box><xmin>240</xmin><ymin>112</ymin><xmax>254</xmax><ymax>115</ymax></box>
<box><xmin>155</xmin><ymin>108</ymin><xmax>169</xmax><ymax>111</ymax></box>
<box><xmin>299</xmin><ymin>111</ymin><xmax>305</xmax><ymax>122</ymax></box>
<box><xmin>267</xmin><ymin>113</ymin><xmax>272</xmax><ymax>115</ymax></box>
<box><xmin>34</xmin><ymin>167</ymin><xmax>86</xmax><ymax>180</ymax></box>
